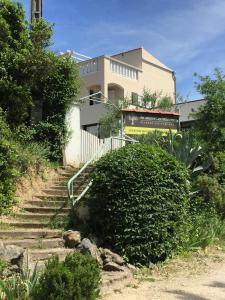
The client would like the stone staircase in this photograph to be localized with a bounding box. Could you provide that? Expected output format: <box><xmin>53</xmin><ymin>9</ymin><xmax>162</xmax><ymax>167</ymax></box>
<box><xmin>0</xmin><ymin>166</ymin><xmax>94</xmax><ymax>268</ymax></box>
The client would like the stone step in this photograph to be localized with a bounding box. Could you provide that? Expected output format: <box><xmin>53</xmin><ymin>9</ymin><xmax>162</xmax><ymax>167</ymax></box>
<box><xmin>22</xmin><ymin>206</ymin><xmax>71</xmax><ymax>214</ymax></box>
<box><xmin>56</xmin><ymin>172</ymin><xmax>92</xmax><ymax>181</ymax></box>
<box><xmin>15</xmin><ymin>212</ymin><xmax>68</xmax><ymax>222</ymax></box>
<box><xmin>2</xmin><ymin>238</ymin><xmax>65</xmax><ymax>249</ymax></box>
<box><xmin>0</xmin><ymin>220</ymin><xmax>49</xmax><ymax>229</ymax></box>
<box><xmin>52</xmin><ymin>178</ymin><xmax>90</xmax><ymax>186</ymax></box>
<box><xmin>35</xmin><ymin>195</ymin><xmax>69</xmax><ymax>201</ymax></box>
<box><xmin>42</xmin><ymin>189</ymin><xmax>68</xmax><ymax>197</ymax></box>
<box><xmin>0</xmin><ymin>229</ymin><xmax>62</xmax><ymax>240</ymax></box>
<box><xmin>26</xmin><ymin>199</ymin><xmax>69</xmax><ymax>208</ymax></box>
<box><xmin>43</xmin><ymin>185</ymin><xmax>86</xmax><ymax>198</ymax></box>
<box><xmin>28</xmin><ymin>247</ymin><xmax>74</xmax><ymax>262</ymax></box>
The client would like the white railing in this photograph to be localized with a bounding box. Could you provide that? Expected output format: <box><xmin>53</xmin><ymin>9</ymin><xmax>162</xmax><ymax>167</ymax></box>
<box><xmin>79</xmin><ymin>59</ymin><xmax>98</xmax><ymax>76</ymax></box>
<box><xmin>110</xmin><ymin>60</ymin><xmax>138</xmax><ymax>80</ymax></box>
<box><xmin>80</xmin><ymin>130</ymin><xmax>123</xmax><ymax>163</ymax></box>
<box><xmin>68</xmin><ymin>133</ymin><xmax>138</xmax><ymax>206</ymax></box>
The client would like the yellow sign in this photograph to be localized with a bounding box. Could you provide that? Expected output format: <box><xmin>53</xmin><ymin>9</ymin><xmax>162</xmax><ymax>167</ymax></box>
<box><xmin>125</xmin><ymin>126</ymin><xmax>177</xmax><ymax>135</ymax></box>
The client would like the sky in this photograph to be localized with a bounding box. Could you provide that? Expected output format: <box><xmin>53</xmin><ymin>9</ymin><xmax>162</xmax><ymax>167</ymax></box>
<box><xmin>18</xmin><ymin>0</ymin><xmax>225</xmax><ymax>100</ymax></box>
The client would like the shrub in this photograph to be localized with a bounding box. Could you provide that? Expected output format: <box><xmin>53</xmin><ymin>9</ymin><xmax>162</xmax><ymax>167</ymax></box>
<box><xmin>212</xmin><ymin>151</ymin><xmax>225</xmax><ymax>185</ymax></box>
<box><xmin>0</xmin><ymin>111</ymin><xmax>51</xmax><ymax>215</ymax></box>
<box><xmin>0</xmin><ymin>262</ymin><xmax>39</xmax><ymax>300</ymax></box>
<box><xmin>193</xmin><ymin>174</ymin><xmax>225</xmax><ymax>218</ymax></box>
<box><xmin>187</xmin><ymin>202</ymin><xmax>222</xmax><ymax>249</ymax></box>
<box><xmin>32</xmin><ymin>252</ymin><xmax>101</xmax><ymax>300</ymax></box>
<box><xmin>0</xmin><ymin>139</ymin><xmax>20</xmax><ymax>215</ymax></box>
<box><xmin>89</xmin><ymin>143</ymin><xmax>190</xmax><ymax>265</ymax></box>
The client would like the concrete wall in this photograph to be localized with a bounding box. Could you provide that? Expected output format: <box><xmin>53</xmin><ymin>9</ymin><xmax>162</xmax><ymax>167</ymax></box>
<box><xmin>64</xmin><ymin>103</ymin><xmax>81</xmax><ymax>166</ymax></box>
<box><xmin>80</xmin><ymin>101</ymin><xmax>108</xmax><ymax>126</ymax></box>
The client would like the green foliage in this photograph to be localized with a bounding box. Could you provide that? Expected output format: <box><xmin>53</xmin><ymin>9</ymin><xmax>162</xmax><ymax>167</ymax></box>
<box><xmin>0</xmin><ymin>111</ymin><xmax>50</xmax><ymax>215</ymax></box>
<box><xmin>166</xmin><ymin>130</ymin><xmax>211</xmax><ymax>180</ymax></box>
<box><xmin>186</xmin><ymin>204</ymin><xmax>223</xmax><ymax>249</ymax></box>
<box><xmin>140</xmin><ymin>89</ymin><xmax>173</xmax><ymax>110</ymax></box>
<box><xmin>0</xmin><ymin>262</ymin><xmax>39</xmax><ymax>300</ymax></box>
<box><xmin>134</xmin><ymin>130</ymin><xmax>211</xmax><ymax>180</ymax></box>
<box><xmin>32</xmin><ymin>252</ymin><xmax>101</xmax><ymax>300</ymax></box>
<box><xmin>0</xmin><ymin>259</ymin><xmax>7</xmax><ymax>277</ymax></box>
<box><xmin>194</xmin><ymin>68</ymin><xmax>225</xmax><ymax>152</ymax></box>
<box><xmin>193</xmin><ymin>174</ymin><xmax>225</xmax><ymax>218</ymax></box>
<box><xmin>0</xmin><ymin>114</ymin><xmax>20</xmax><ymax>213</ymax></box>
<box><xmin>142</xmin><ymin>89</ymin><xmax>161</xmax><ymax>108</ymax></box>
<box><xmin>0</xmin><ymin>0</ymin><xmax>80</xmax><ymax>161</ymax></box>
<box><xmin>157</xmin><ymin>96</ymin><xmax>173</xmax><ymax>110</ymax></box>
<box><xmin>89</xmin><ymin>143</ymin><xmax>190</xmax><ymax>265</ymax></box>
<box><xmin>211</xmin><ymin>151</ymin><xmax>225</xmax><ymax>186</ymax></box>
<box><xmin>99</xmin><ymin>97</ymin><xmax>129</xmax><ymax>138</ymax></box>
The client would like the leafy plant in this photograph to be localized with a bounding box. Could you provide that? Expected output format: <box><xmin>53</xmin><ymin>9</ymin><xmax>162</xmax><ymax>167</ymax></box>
<box><xmin>157</xmin><ymin>95</ymin><xmax>173</xmax><ymax>110</ymax></box>
<box><xmin>142</xmin><ymin>88</ymin><xmax>161</xmax><ymax>108</ymax></box>
<box><xmin>0</xmin><ymin>262</ymin><xmax>39</xmax><ymax>300</ymax></box>
<box><xmin>0</xmin><ymin>0</ymin><xmax>80</xmax><ymax>162</ymax></box>
<box><xmin>89</xmin><ymin>143</ymin><xmax>190</xmax><ymax>265</ymax></box>
<box><xmin>211</xmin><ymin>151</ymin><xmax>225</xmax><ymax>186</ymax></box>
<box><xmin>0</xmin><ymin>259</ymin><xmax>7</xmax><ymax>278</ymax></box>
<box><xmin>193</xmin><ymin>174</ymin><xmax>225</xmax><ymax>218</ymax></box>
<box><xmin>186</xmin><ymin>203</ymin><xmax>222</xmax><ymax>249</ymax></box>
<box><xmin>194</xmin><ymin>68</ymin><xmax>225</xmax><ymax>152</ymax></box>
<box><xmin>32</xmin><ymin>252</ymin><xmax>101</xmax><ymax>300</ymax></box>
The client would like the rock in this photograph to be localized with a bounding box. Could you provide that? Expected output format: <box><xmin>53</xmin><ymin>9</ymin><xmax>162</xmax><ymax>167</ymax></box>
<box><xmin>78</xmin><ymin>239</ymin><xmax>102</xmax><ymax>266</ymax></box>
<box><xmin>63</xmin><ymin>230</ymin><xmax>81</xmax><ymax>248</ymax></box>
<box><xmin>4</xmin><ymin>245</ymin><xmax>24</xmax><ymax>264</ymax></box>
<box><xmin>127</xmin><ymin>263</ymin><xmax>136</xmax><ymax>272</ymax></box>
<box><xmin>78</xmin><ymin>238</ymin><xmax>92</xmax><ymax>251</ymax></box>
<box><xmin>103</xmin><ymin>262</ymin><xmax>124</xmax><ymax>272</ymax></box>
<box><xmin>0</xmin><ymin>243</ymin><xmax>24</xmax><ymax>275</ymax></box>
<box><xmin>103</xmin><ymin>258</ymin><xmax>111</xmax><ymax>265</ymax></box>
<box><xmin>100</xmin><ymin>248</ymin><xmax>124</xmax><ymax>266</ymax></box>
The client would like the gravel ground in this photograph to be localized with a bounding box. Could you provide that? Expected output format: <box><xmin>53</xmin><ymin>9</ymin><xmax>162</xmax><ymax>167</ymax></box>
<box><xmin>104</xmin><ymin>248</ymin><xmax>225</xmax><ymax>300</ymax></box>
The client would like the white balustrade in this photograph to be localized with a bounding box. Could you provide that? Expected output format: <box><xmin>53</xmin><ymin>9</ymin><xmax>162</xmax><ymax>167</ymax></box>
<box><xmin>80</xmin><ymin>59</ymin><xmax>98</xmax><ymax>76</ymax></box>
<box><xmin>110</xmin><ymin>60</ymin><xmax>138</xmax><ymax>80</ymax></box>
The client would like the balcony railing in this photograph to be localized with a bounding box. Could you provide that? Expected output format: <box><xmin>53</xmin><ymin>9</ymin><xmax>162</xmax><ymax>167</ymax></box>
<box><xmin>110</xmin><ymin>60</ymin><xmax>138</xmax><ymax>80</ymax></box>
<box><xmin>80</xmin><ymin>59</ymin><xmax>98</xmax><ymax>76</ymax></box>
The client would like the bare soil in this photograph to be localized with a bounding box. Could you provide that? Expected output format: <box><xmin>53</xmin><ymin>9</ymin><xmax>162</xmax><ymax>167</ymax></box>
<box><xmin>103</xmin><ymin>247</ymin><xmax>225</xmax><ymax>300</ymax></box>
<box><xmin>16</xmin><ymin>165</ymin><xmax>62</xmax><ymax>202</ymax></box>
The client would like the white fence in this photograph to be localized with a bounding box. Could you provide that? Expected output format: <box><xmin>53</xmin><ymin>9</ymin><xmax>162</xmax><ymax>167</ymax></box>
<box><xmin>80</xmin><ymin>130</ymin><xmax>123</xmax><ymax>163</ymax></box>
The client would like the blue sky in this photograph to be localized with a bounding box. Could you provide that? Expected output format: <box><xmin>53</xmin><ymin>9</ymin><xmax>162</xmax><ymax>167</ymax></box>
<box><xmin>18</xmin><ymin>0</ymin><xmax>225</xmax><ymax>100</ymax></box>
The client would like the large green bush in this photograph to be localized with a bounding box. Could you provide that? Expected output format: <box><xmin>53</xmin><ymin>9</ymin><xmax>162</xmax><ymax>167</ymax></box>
<box><xmin>89</xmin><ymin>143</ymin><xmax>190</xmax><ymax>265</ymax></box>
<box><xmin>32</xmin><ymin>252</ymin><xmax>101</xmax><ymax>300</ymax></box>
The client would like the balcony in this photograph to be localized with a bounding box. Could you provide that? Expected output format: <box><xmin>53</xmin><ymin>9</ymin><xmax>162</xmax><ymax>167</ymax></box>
<box><xmin>110</xmin><ymin>59</ymin><xmax>138</xmax><ymax>80</ymax></box>
<box><xmin>79</xmin><ymin>59</ymin><xmax>98</xmax><ymax>76</ymax></box>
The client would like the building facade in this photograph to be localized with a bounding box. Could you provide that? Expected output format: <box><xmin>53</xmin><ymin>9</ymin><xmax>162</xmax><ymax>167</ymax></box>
<box><xmin>78</xmin><ymin>47</ymin><xmax>176</xmax><ymax>135</ymax></box>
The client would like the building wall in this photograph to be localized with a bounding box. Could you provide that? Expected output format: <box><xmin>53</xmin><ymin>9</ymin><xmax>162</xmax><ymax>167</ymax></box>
<box><xmin>111</xmin><ymin>48</ymin><xmax>143</xmax><ymax>69</ymax></box>
<box><xmin>78</xmin><ymin>48</ymin><xmax>176</xmax><ymax>128</ymax></box>
<box><xmin>140</xmin><ymin>61</ymin><xmax>175</xmax><ymax>102</ymax></box>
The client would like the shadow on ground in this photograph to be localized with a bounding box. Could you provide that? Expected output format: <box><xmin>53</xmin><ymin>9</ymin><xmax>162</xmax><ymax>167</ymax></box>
<box><xmin>165</xmin><ymin>289</ymin><xmax>209</xmax><ymax>300</ymax></box>
<box><xmin>205</xmin><ymin>281</ymin><xmax>225</xmax><ymax>289</ymax></box>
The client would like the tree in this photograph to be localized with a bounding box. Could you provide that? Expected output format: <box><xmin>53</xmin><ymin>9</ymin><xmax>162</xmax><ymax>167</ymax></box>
<box><xmin>142</xmin><ymin>88</ymin><xmax>161</xmax><ymax>108</ymax></box>
<box><xmin>157</xmin><ymin>95</ymin><xmax>173</xmax><ymax>110</ymax></box>
<box><xmin>0</xmin><ymin>0</ymin><xmax>80</xmax><ymax>161</ymax></box>
<box><xmin>194</xmin><ymin>69</ymin><xmax>225</xmax><ymax>152</ymax></box>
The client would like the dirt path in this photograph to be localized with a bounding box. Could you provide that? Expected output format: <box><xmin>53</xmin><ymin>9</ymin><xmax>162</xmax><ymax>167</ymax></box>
<box><xmin>103</xmin><ymin>248</ymin><xmax>225</xmax><ymax>300</ymax></box>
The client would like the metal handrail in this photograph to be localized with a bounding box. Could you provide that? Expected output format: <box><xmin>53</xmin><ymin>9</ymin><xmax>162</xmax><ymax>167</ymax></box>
<box><xmin>67</xmin><ymin>136</ymin><xmax>138</xmax><ymax>206</ymax></box>
<box><xmin>67</xmin><ymin>140</ymin><xmax>109</xmax><ymax>206</ymax></box>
